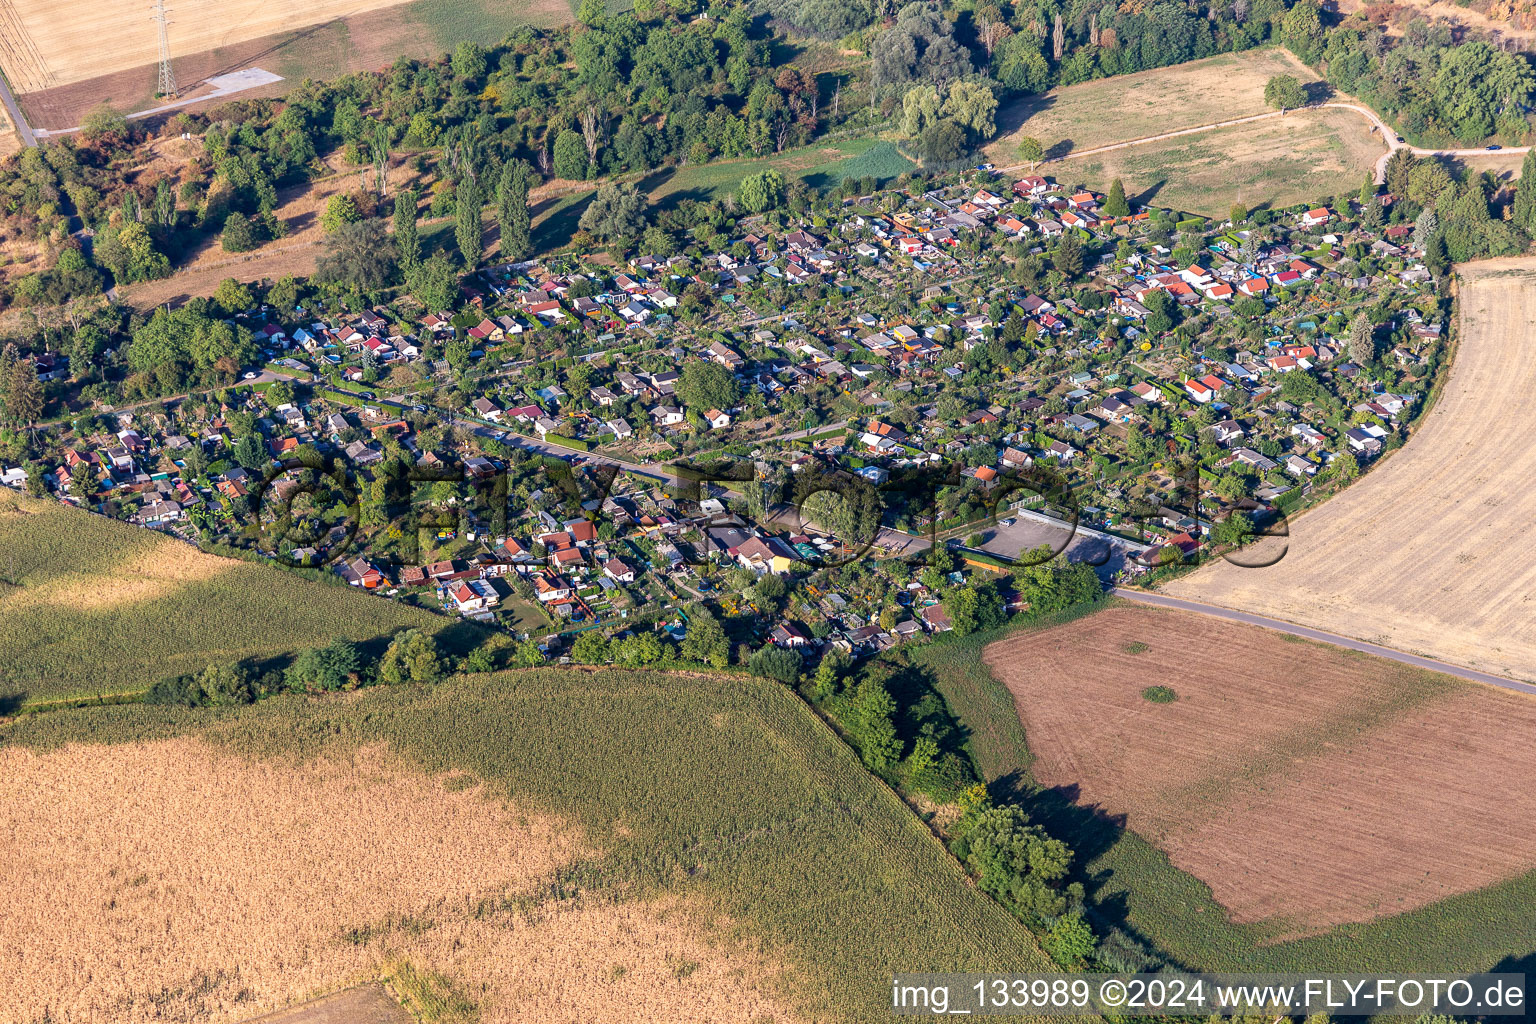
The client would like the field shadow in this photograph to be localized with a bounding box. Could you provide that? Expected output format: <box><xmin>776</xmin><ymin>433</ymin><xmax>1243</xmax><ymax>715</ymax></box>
<box><xmin>531</xmin><ymin>191</ymin><xmax>596</xmax><ymax>253</ymax></box>
<box><xmin>0</xmin><ymin>692</ymin><xmax>26</xmax><ymax>715</ymax></box>
<box><xmin>887</xmin><ymin>661</ymin><xmax>977</xmax><ymax>765</ymax></box>
<box><xmin>995</xmin><ymin>92</ymin><xmax>1059</xmax><ymax>139</ymax></box>
<box><xmin>1492</xmin><ymin>949</ymin><xmax>1536</xmax><ymax>975</ymax></box>
<box><xmin>1045</xmin><ymin>139</ymin><xmax>1076</xmax><ymax>161</ymax></box>
<box><xmin>1024</xmin><ymin>779</ymin><xmax>1188</xmax><ymax>968</ymax></box>
<box><xmin>660</xmin><ymin>187</ymin><xmax>719</xmax><ymax>209</ymax></box>
<box><xmin>434</xmin><ymin>618</ymin><xmax>496</xmax><ymax>657</ymax></box>
<box><xmin>1301</xmin><ymin>80</ymin><xmax>1335</xmax><ymax>105</ymax></box>
<box><xmin>1132</xmin><ymin>180</ymin><xmax>1167</xmax><ymax>206</ymax></box>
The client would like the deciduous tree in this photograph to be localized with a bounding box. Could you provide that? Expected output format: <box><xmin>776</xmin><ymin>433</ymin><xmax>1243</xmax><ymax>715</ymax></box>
<box><xmin>1015</xmin><ymin>135</ymin><xmax>1043</xmax><ymax>170</ymax></box>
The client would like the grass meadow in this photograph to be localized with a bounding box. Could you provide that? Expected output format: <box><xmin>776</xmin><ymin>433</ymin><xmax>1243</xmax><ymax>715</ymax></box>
<box><xmin>912</xmin><ymin>601</ymin><xmax>1536</xmax><ymax>975</ymax></box>
<box><xmin>645</xmin><ymin>139</ymin><xmax>915</xmax><ymax>206</ymax></box>
<box><xmin>0</xmin><ymin>494</ymin><xmax>453</xmax><ymax>706</ymax></box>
<box><xmin>1063</xmin><ymin>108</ymin><xmax>1382</xmax><ymax>218</ymax></box>
<box><xmin>531</xmin><ymin>139</ymin><xmax>915</xmax><ymax>252</ymax></box>
<box><xmin>3</xmin><ymin>669</ymin><xmax>1056</xmax><ymax>1021</ymax></box>
<box><xmin>985</xmin><ymin>47</ymin><xmax>1323</xmax><ymax>159</ymax></box>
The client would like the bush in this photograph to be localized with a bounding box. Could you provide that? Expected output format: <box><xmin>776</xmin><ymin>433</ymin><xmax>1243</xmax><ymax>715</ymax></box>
<box><xmin>543</xmin><ymin>433</ymin><xmax>590</xmax><ymax>451</ymax></box>
<box><xmin>1141</xmin><ymin>685</ymin><xmax>1177</xmax><ymax>703</ymax></box>
<box><xmin>571</xmin><ymin>630</ymin><xmax>611</xmax><ymax>664</ymax></box>
<box><xmin>221</xmin><ymin>212</ymin><xmax>259</xmax><ymax>253</ymax></box>
<box><xmin>378</xmin><ymin>629</ymin><xmax>445</xmax><ymax>685</ymax></box>
<box><xmin>749</xmin><ymin>646</ymin><xmax>801</xmax><ymax>684</ymax></box>
<box><xmin>285</xmin><ymin>638</ymin><xmax>362</xmax><ymax>691</ymax></box>
<box><xmin>143</xmin><ymin>663</ymin><xmax>257</xmax><ymax>706</ymax></box>
<box><xmin>1043</xmin><ymin>911</ymin><xmax>1097</xmax><ymax>966</ymax></box>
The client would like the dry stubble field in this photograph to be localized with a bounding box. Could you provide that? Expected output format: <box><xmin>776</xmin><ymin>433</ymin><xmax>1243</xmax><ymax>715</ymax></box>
<box><xmin>0</xmin><ymin>0</ymin><xmax>415</xmax><ymax>93</ymax></box>
<box><xmin>1063</xmin><ymin>107</ymin><xmax>1384</xmax><ymax>217</ymax></box>
<box><xmin>0</xmin><ymin>738</ymin><xmax>796</xmax><ymax>1024</ymax></box>
<box><xmin>1165</xmin><ymin>257</ymin><xmax>1536</xmax><ymax>681</ymax></box>
<box><xmin>985</xmin><ymin>48</ymin><xmax>1325</xmax><ymax>161</ymax></box>
<box><xmin>5</xmin><ymin>0</ymin><xmax>574</xmax><ymax>128</ymax></box>
<box><xmin>984</xmin><ymin>602</ymin><xmax>1536</xmax><ymax>936</ymax></box>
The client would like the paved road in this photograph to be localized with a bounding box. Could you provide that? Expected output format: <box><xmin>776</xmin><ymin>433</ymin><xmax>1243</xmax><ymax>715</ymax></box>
<box><xmin>1112</xmin><ymin>587</ymin><xmax>1536</xmax><ymax>698</ymax></box>
<box><xmin>996</xmin><ymin>101</ymin><xmax>1529</xmax><ymax>186</ymax></box>
<box><xmin>0</xmin><ymin>68</ymin><xmax>36</xmax><ymax>148</ymax></box>
<box><xmin>34</xmin><ymin>69</ymin><xmax>284</xmax><ymax>138</ymax></box>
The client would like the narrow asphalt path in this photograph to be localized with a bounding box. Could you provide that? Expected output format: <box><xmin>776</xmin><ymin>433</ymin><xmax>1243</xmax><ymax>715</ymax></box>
<box><xmin>1111</xmin><ymin>587</ymin><xmax>1536</xmax><ymax>698</ymax></box>
<box><xmin>0</xmin><ymin>69</ymin><xmax>36</xmax><ymax>148</ymax></box>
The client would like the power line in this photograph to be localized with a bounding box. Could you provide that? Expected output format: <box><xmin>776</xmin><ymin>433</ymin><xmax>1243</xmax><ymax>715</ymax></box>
<box><xmin>151</xmin><ymin>0</ymin><xmax>178</xmax><ymax>99</ymax></box>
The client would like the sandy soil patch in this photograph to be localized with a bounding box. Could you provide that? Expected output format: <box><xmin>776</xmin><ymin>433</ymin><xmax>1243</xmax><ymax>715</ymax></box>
<box><xmin>985</xmin><ymin>603</ymin><xmax>1536</xmax><ymax>934</ymax></box>
<box><xmin>1165</xmin><ymin>257</ymin><xmax>1536</xmax><ymax>681</ymax></box>
<box><xmin>0</xmin><ymin>737</ymin><xmax>800</xmax><ymax>1024</ymax></box>
<box><xmin>1338</xmin><ymin>0</ymin><xmax>1536</xmax><ymax>46</ymax></box>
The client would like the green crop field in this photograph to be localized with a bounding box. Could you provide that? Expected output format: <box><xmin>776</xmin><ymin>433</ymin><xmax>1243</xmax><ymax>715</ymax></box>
<box><xmin>645</xmin><ymin>138</ymin><xmax>915</xmax><ymax>207</ymax></box>
<box><xmin>912</xmin><ymin>602</ymin><xmax>1536</xmax><ymax>976</ymax></box>
<box><xmin>2</xmin><ymin>668</ymin><xmax>1057</xmax><ymax>1021</ymax></box>
<box><xmin>0</xmin><ymin>494</ymin><xmax>458</xmax><ymax>706</ymax></box>
<box><xmin>530</xmin><ymin>140</ymin><xmax>915</xmax><ymax>253</ymax></box>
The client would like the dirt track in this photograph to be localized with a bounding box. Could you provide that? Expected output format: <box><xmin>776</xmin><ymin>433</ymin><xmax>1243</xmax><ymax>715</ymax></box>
<box><xmin>986</xmin><ymin>603</ymin><xmax>1536</xmax><ymax>933</ymax></box>
<box><xmin>1164</xmin><ymin>257</ymin><xmax>1536</xmax><ymax>682</ymax></box>
<box><xmin>240</xmin><ymin>986</ymin><xmax>408</xmax><ymax>1024</ymax></box>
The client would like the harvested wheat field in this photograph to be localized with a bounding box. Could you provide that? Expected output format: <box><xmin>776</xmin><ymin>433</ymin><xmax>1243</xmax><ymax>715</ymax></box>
<box><xmin>9</xmin><ymin>0</ymin><xmax>575</xmax><ymax>129</ymax></box>
<box><xmin>0</xmin><ymin>738</ymin><xmax>797</xmax><ymax>1024</ymax></box>
<box><xmin>0</xmin><ymin>0</ymin><xmax>412</xmax><ymax>93</ymax></box>
<box><xmin>985</xmin><ymin>602</ymin><xmax>1536</xmax><ymax>935</ymax></box>
<box><xmin>1165</xmin><ymin>257</ymin><xmax>1536</xmax><ymax>681</ymax></box>
<box><xmin>1</xmin><ymin>542</ymin><xmax>235</xmax><ymax>613</ymax></box>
